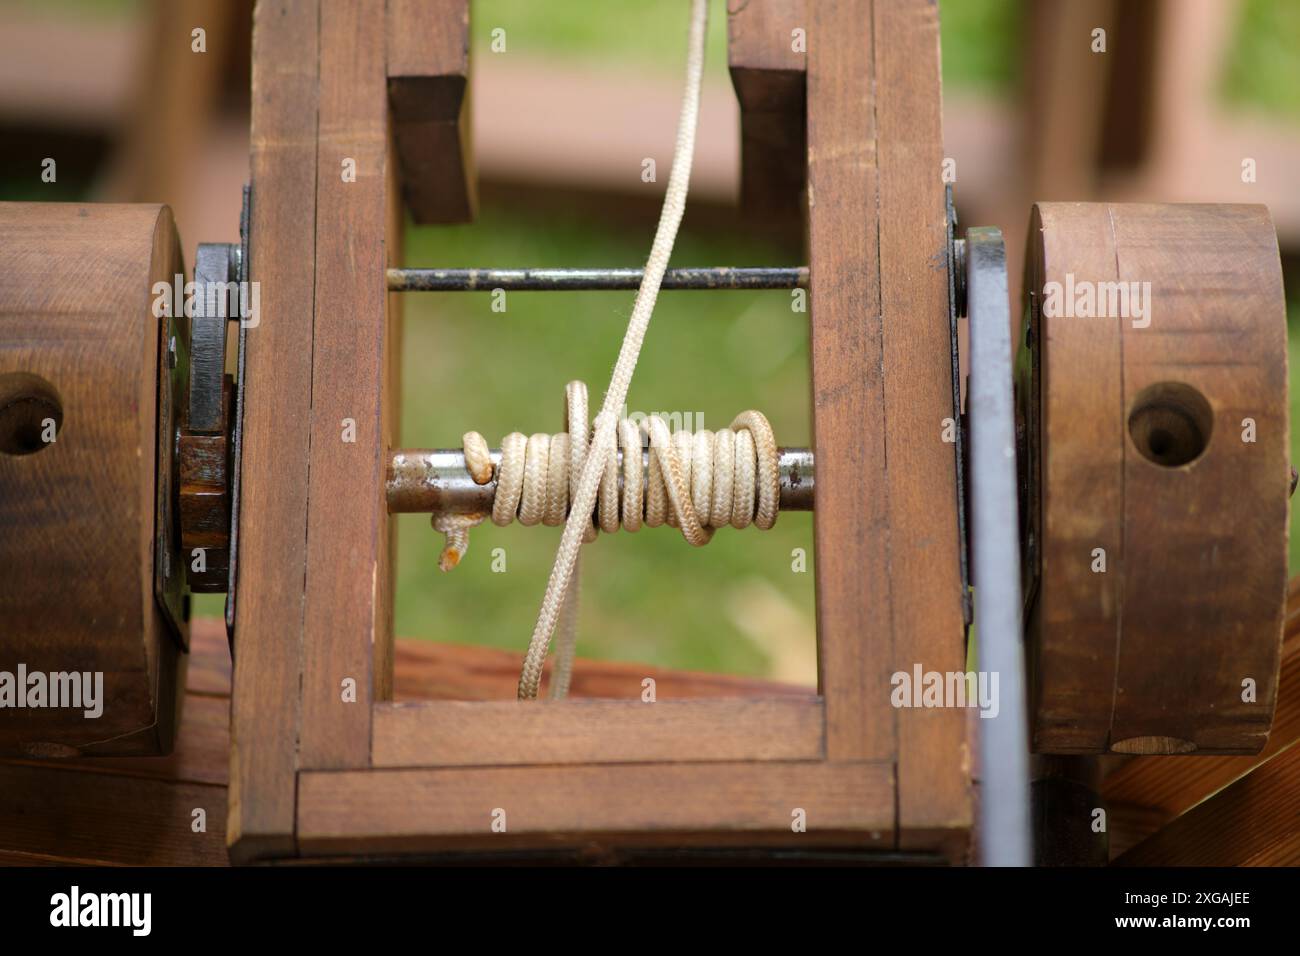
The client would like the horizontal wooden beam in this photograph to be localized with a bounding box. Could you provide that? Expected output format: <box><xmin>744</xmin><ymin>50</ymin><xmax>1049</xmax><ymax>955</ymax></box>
<box><xmin>298</xmin><ymin>762</ymin><xmax>894</xmax><ymax>856</ymax></box>
<box><xmin>372</xmin><ymin>697</ymin><xmax>824</xmax><ymax>767</ymax></box>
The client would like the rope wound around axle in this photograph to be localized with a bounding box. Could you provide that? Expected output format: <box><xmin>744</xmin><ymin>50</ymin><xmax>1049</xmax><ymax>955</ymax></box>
<box><xmin>431</xmin><ymin>380</ymin><xmax>780</xmax><ymax>571</ymax></box>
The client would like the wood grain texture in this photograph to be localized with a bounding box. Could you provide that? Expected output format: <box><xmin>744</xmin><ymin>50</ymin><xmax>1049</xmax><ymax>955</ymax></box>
<box><xmin>228</xmin><ymin>0</ymin><xmax>319</xmax><ymax>862</ymax></box>
<box><xmin>1110</xmin><ymin>204</ymin><xmax>1286</xmax><ymax>754</ymax></box>
<box><xmin>806</xmin><ymin>0</ymin><xmax>970</xmax><ymax>856</ymax></box>
<box><xmin>1029</xmin><ymin>203</ymin><xmax>1288</xmax><ymax>755</ymax></box>
<box><xmin>0</xmin><ymin>202</ymin><xmax>184</xmax><ymax>757</ymax></box>
<box><xmin>1026</xmin><ymin>202</ymin><xmax>1124</xmax><ymax>752</ymax></box>
<box><xmin>1104</xmin><ymin>568</ymin><xmax>1300</xmax><ymax>857</ymax></box>
<box><xmin>873</xmin><ymin>0</ymin><xmax>970</xmax><ymax>852</ymax></box>
<box><xmin>4</xmin><ymin>694</ymin><xmax>229</xmax><ymax>788</ymax></box>
<box><xmin>727</xmin><ymin>0</ymin><xmax>806</xmax><ymax>222</ymax></box>
<box><xmin>0</xmin><ymin>764</ymin><xmax>228</xmax><ymax>866</ymax></box>
<box><xmin>298</xmin><ymin>0</ymin><xmax>393</xmax><ymax>770</ymax></box>
<box><xmin>0</xmin><ymin>619</ymin><xmax>849</xmax><ymax>867</ymax></box>
<box><xmin>298</xmin><ymin>762</ymin><xmax>894</xmax><ymax>856</ymax></box>
<box><xmin>373</xmin><ymin>697</ymin><xmax>824</xmax><ymax>767</ymax></box>
<box><xmin>387</xmin><ymin>0</ymin><xmax>475</xmax><ymax>224</ymax></box>
<box><xmin>806</xmin><ymin>0</ymin><xmax>891</xmax><ymax>767</ymax></box>
<box><xmin>1113</xmin><ymin>739</ymin><xmax>1300</xmax><ymax>866</ymax></box>
<box><xmin>0</xmin><ymin>618</ymin><xmax>231</xmax><ymax>867</ymax></box>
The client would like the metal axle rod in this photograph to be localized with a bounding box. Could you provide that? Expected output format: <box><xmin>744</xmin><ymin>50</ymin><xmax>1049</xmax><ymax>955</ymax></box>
<box><xmin>386</xmin><ymin>266</ymin><xmax>808</xmax><ymax>293</ymax></box>
<box><xmin>387</xmin><ymin>447</ymin><xmax>814</xmax><ymax>516</ymax></box>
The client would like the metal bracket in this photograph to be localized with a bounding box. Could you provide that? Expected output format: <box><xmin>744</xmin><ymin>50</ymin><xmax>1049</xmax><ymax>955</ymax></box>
<box><xmin>225</xmin><ymin>185</ymin><xmax>251</xmax><ymax>645</ymax></box>
<box><xmin>153</xmin><ymin>277</ymin><xmax>190</xmax><ymax>651</ymax></box>
<box><xmin>946</xmin><ymin>185</ymin><xmax>972</xmax><ymax>627</ymax></box>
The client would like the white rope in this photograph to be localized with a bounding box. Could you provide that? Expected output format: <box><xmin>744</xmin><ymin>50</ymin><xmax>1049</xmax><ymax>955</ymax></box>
<box><xmin>517</xmin><ymin>0</ymin><xmax>711</xmax><ymax>700</ymax></box>
<box><xmin>455</xmin><ymin>381</ymin><xmax>779</xmax><ymax>698</ymax></box>
<box><xmin>468</xmin><ymin>385</ymin><xmax>779</xmax><ymax>540</ymax></box>
<box><xmin>430</xmin><ymin>1</ymin><xmax>753</xmax><ymax>699</ymax></box>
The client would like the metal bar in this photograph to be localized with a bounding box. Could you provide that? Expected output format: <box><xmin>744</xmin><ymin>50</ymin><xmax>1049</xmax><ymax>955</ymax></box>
<box><xmin>386</xmin><ymin>266</ymin><xmax>808</xmax><ymax>292</ymax></box>
<box><xmin>387</xmin><ymin>447</ymin><xmax>814</xmax><ymax>516</ymax></box>
<box><xmin>966</xmin><ymin>226</ymin><xmax>1031</xmax><ymax>867</ymax></box>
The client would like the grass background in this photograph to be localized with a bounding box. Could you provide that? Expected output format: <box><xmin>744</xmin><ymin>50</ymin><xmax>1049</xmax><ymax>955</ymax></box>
<box><xmin>394</xmin><ymin>204</ymin><xmax>818</xmax><ymax>683</ymax></box>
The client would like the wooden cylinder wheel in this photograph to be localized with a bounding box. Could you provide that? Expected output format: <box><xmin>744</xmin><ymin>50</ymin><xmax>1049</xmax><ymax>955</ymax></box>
<box><xmin>0</xmin><ymin>202</ymin><xmax>187</xmax><ymax>756</ymax></box>
<box><xmin>1021</xmin><ymin>202</ymin><xmax>1289</xmax><ymax>755</ymax></box>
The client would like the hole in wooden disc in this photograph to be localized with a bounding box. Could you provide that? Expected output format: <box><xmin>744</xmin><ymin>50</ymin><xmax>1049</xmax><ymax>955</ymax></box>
<box><xmin>0</xmin><ymin>372</ymin><xmax>63</xmax><ymax>456</ymax></box>
<box><xmin>1127</xmin><ymin>382</ymin><xmax>1212</xmax><ymax>468</ymax></box>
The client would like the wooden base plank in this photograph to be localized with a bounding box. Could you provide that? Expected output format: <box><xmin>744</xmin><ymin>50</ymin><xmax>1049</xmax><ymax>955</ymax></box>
<box><xmin>298</xmin><ymin>762</ymin><xmax>894</xmax><ymax>856</ymax></box>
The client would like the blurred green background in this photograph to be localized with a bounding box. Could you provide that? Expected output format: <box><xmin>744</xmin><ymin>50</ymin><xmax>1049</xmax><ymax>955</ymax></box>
<box><xmin>396</xmin><ymin>206</ymin><xmax>817</xmax><ymax>682</ymax></box>
<box><xmin>4</xmin><ymin>0</ymin><xmax>1298</xmax><ymax>684</ymax></box>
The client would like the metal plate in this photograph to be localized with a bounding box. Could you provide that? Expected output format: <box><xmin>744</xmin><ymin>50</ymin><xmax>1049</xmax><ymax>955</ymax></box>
<box><xmin>153</xmin><ymin>294</ymin><xmax>190</xmax><ymax>651</ymax></box>
<box><xmin>225</xmin><ymin>185</ymin><xmax>251</xmax><ymax>641</ymax></box>
<box><xmin>965</xmin><ymin>226</ymin><xmax>1030</xmax><ymax>866</ymax></box>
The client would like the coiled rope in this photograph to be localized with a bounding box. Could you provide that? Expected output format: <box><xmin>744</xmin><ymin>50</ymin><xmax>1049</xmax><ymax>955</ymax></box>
<box><xmin>436</xmin><ymin>381</ymin><xmax>780</xmax><ymax>695</ymax></box>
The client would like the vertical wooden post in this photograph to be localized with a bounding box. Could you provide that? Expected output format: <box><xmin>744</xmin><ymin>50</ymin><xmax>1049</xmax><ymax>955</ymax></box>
<box><xmin>228</xmin><ymin>0</ymin><xmax>320</xmax><ymax>861</ymax></box>
<box><xmin>806</xmin><ymin>0</ymin><xmax>893</xmax><ymax>769</ymax></box>
<box><xmin>872</xmin><ymin>0</ymin><xmax>970</xmax><ymax>853</ymax></box>
<box><xmin>299</xmin><ymin>0</ymin><xmax>395</xmax><ymax>769</ymax></box>
<box><xmin>807</xmin><ymin>0</ymin><xmax>970</xmax><ymax>855</ymax></box>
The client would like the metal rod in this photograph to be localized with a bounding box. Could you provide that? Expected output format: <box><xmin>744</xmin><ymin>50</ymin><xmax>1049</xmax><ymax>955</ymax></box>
<box><xmin>386</xmin><ymin>266</ymin><xmax>808</xmax><ymax>293</ymax></box>
<box><xmin>387</xmin><ymin>448</ymin><xmax>814</xmax><ymax>516</ymax></box>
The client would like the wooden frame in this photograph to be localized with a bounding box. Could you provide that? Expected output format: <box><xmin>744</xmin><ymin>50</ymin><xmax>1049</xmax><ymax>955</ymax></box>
<box><xmin>229</xmin><ymin>0</ymin><xmax>969</xmax><ymax>863</ymax></box>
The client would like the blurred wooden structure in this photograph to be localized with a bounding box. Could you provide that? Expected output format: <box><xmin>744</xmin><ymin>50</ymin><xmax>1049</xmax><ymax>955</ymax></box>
<box><xmin>5</xmin><ymin>1</ymin><xmax>1299</xmax><ymax>252</ymax></box>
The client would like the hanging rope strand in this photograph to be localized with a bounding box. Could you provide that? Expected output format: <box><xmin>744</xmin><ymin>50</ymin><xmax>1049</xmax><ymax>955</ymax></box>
<box><xmin>513</xmin><ymin>0</ymin><xmax>712</xmax><ymax>700</ymax></box>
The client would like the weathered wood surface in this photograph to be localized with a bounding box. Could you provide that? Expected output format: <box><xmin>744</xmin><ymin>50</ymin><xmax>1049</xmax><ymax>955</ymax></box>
<box><xmin>387</xmin><ymin>0</ymin><xmax>475</xmax><ymax>224</ymax></box>
<box><xmin>806</xmin><ymin>0</ymin><xmax>970</xmax><ymax>855</ymax></box>
<box><xmin>0</xmin><ymin>619</ymin><xmax>233</xmax><ymax>867</ymax></box>
<box><xmin>228</xmin><ymin>0</ymin><xmax>319</xmax><ymax>863</ymax></box>
<box><xmin>1113</xmin><ymin>741</ymin><xmax>1300</xmax><ymax>866</ymax></box>
<box><xmin>298</xmin><ymin>762</ymin><xmax>895</xmax><ymax>857</ymax></box>
<box><xmin>1028</xmin><ymin>202</ymin><xmax>1288</xmax><ymax>755</ymax></box>
<box><xmin>727</xmin><ymin>0</ymin><xmax>806</xmax><ymax>222</ymax></box>
<box><xmin>0</xmin><ymin>202</ymin><xmax>185</xmax><ymax>757</ymax></box>
<box><xmin>4</xmin><ymin>581</ymin><xmax>1296</xmax><ymax>866</ymax></box>
<box><xmin>1105</xmin><ymin>576</ymin><xmax>1300</xmax><ymax>858</ymax></box>
<box><xmin>0</xmin><ymin>620</ymin><xmax>819</xmax><ymax>866</ymax></box>
<box><xmin>372</xmin><ymin>697</ymin><xmax>822</xmax><ymax>767</ymax></box>
<box><xmin>298</xmin><ymin>0</ymin><xmax>395</xmax><ymax>772</ymax></box>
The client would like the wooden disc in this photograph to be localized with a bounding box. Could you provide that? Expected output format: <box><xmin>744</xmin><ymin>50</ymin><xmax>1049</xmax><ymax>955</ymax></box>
<box><xmin>1021</xmin><ymin>202</ymin><xmax>1288</xmax><ymax>755</ymax></box>
<box><xmin>0</xmin><ymin>202</ymin><xmax>186</xmax><ymax>756</ymax></box>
